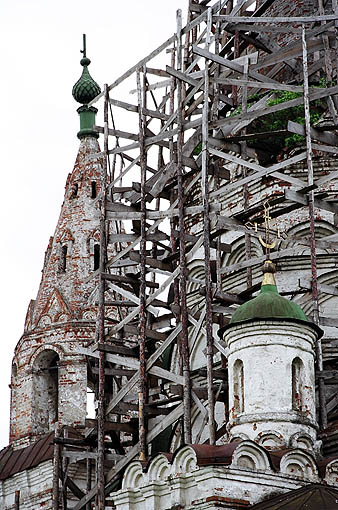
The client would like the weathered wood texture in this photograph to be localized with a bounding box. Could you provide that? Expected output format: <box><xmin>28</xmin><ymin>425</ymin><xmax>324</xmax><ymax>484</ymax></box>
<box><xmin>63</xmin><ymin>3</ymin><xmax>338</xmax><ymax>509</ymax></box>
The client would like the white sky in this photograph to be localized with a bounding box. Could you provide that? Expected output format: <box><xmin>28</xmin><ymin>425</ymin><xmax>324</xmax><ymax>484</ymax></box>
<box><xmin>0</xmin><ymin>0</ymin><xmax>188</xmax><ymax>450</ymax></box>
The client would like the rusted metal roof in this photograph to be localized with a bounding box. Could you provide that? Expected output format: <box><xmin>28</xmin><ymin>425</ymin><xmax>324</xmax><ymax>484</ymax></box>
<box><xmin>188</xmin><ymin>443</ymin><xmax>240</xmax><ymax>466</ymax></box>
<box><xmin>251</xmin><ymin>484</ymin><xmax>338</xmax><ymax>509</ymax></box>
<box><xmin>0</xmin><ymin>433</ymin><xmax>54</xmax><ymax>480</ymax></box>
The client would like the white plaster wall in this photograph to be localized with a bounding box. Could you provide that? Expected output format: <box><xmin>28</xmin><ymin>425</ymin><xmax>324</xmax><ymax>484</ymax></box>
<box><xmin>225</xmin><ymin>321</ymin><xmax>317</xmax><ymax>443</ymax></box>
<box><xmin>0</xmin><ymin>460</ymin><xmax>53</xmax><ymax>510</ymax></box>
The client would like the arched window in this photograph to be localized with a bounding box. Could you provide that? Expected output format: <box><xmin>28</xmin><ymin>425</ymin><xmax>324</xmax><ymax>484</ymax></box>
<box><xmin>32</xmin><ymin>350</ymin><xmax>60</xmax><ymax>434</ymax></box>
<box><xmin>233</xmin><ymin>359</ymin><xmax>244</xmax><ymax>414</ymax></box>
<box><xmin>94</xmin><ymin>244</ymin><xmax>100</xmax><ymax>271</ymax></box>
<box><xmin>292</xmin><ymin>357</ymin><xmax>303</xmax><ymax>411</ymax></box>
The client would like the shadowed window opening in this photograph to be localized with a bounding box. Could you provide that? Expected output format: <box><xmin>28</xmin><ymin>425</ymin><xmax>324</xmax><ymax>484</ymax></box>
<box><xmin>61</xmin><ymin>245</ymin><xmax>67</xmax><ymax>272</ymax></box>
<box><xmin>91</xmin><ymin>181</ymin><xmax>97</xmax><ymax>199</ymax></box>
<box><xmin>292</xmin><ymin>357</ymin><xmax>303</xmax><ymax>411</ymax></box>
<box><xmin>33</xmin><ymin>350</ymin><xmax>60</xmax><ymax>434</ymax></box>
<box><xmin>71</xmin><ymin>183</ymin><xmax>78</xmax><ymax>198</ymax></box>
<box><xmin>94</xmin><ymin>244</ymin><xmax>100</xmax><ymax>271</ymax></box>
<box><xmin>233</xmin><ymin>359</ymin><xmax>244</xmax><ymax>414</ymax></box>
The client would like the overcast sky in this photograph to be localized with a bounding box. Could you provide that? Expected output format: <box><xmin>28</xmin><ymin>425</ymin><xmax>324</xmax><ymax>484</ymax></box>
<box><xmin>0</xmin><ymin>0</ymin><xmax>188</xmax><ymax>449</ymax></box>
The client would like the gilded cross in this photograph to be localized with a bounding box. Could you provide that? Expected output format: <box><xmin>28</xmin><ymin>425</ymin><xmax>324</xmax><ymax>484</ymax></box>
<box><xmin>259</xmin><ymin>199</ymin><xmax>278</xmax><ymax>259</ymax></box>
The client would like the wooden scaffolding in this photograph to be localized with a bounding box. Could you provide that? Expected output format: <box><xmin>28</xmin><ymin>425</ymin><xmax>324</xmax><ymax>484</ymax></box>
<box><xmin>52</xmin><ymin>1</ymin><xmax>338</xmax><ymax>508</ymax></box>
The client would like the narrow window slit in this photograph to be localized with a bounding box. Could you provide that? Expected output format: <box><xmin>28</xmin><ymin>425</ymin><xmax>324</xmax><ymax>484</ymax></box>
<box><xmin>61</xmin><ymin>245</ymin><xmax>67</xmax><ymax>272</ymax></box>
<box><xmin>71</xmin><ymin>183</ymin><xmax>78</xmax><ymax>198</ymax></box>
<box><xmin>94</xmin><ymin>244</ymin><xmax>100</xmax><ymax>271</ymax></box>
<box><xmin>91</xmin><ymin>181</ymin><xmax>97</xmax><ymax>199</ymax></box>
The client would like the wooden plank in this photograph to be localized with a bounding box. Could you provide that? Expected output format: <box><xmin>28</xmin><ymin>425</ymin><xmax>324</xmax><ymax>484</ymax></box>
<box><xmin>213</xmin><ymin>77</ymin><xmax>304</xmax><ymax>93</ymax></box>
<box><xmin>106</xmin><ymin>204</ymin><xmax>220</xmax><ymax>221</ymax></box>
<box><xmin>288</xmin><ymin>120</ymin><xmax>338</xmax><ymax>146</ymax></box>
<box><xmin>129</xmin><ymin>252</ymin><xmax>172</xmax><ymax>271</ymax></box>
<box><xmin>94</xmin><ymin>126</ymin><xmax>138</xmax><ymax>141</ymax></box>
<box><xmin>212</xmin><ymin>84</ymin><xmax>338</xmax><ymax>130</ymax></box>
<box><xmin>300</xmin><ymin>279</ymin><xmax>338</xmax><ymax>297</ymax></box>
<box><xmin>219</xmin><ymin>246</ymin><xmax>311</xmax><ymax>275</ymax></box>
<box><xmin>91</xmin><ymin>366</ymin><xmax>136</xmax><ymax>377</ymax></box>
<box><xmin>226</xmin><ymin>23</ymin><xmax>306</xmax><ymax>33</ymax></box>
<box><xmin>64</xmin><ymin>475</ymin><xmax>85</xmax><ymax>500</ymax></box>
<box><xmin>172</xmin><ymin>230</ymin><xmax>231</xmax><ymax>253</ymax></box>
<box><xmin>210</xmin><ymin>149</ymin><xmax>307</xmax><ymax>198</ymax></box>
<box><xmin>79</xmin><ymin>346</ymin><xmax>184</xmax><ymax>384</ymax></box>
<box><xmin>252</xmin><ymin>37</ymin><xmax>325</xmax><ymax>70</ymax></box>
<box><xmin>62</xmin><ymin>451</ymin><xmax>123</xmax><ymax>462</ymax></box>
<box><xmin>320</xmin><ymin>316</ymin><xmax>338</xmax><ymax>327</ymax></box>
<box><xmin>124</xmin><ymin>324</ymin><xmax>168</xmax><ymax>341</ymax></box>
<box><xmin>88</xmin><ymin>34</ymin><xmax>176</xmax><ymax>106</ymax></box>
<box><xmin>213</xmin><ymin>14</ymin><xmax>338</xmax><ymax>23</ymax></box>
<box><xmin>317</xmin><ymin>170</ymin><xmax>338</xmax><ymax>185</ymax></box>
<box><xmin>105</xmin><ymin>283</ymin><xmax>159</xmax><ymax>316</ymax></box>
<box><xmin>104</xmin><ymin>324</ymin><xmax>182</xmax><ymax>416</ymax></box>
<box><xmin>96</xmin><ymin>342</ymin><xmax>137</xmax><ymax>358</ymax></box>
<box><xmin>105</xmin><ymin>403</ymin><xmax>184</xmax><ymax>486</ymax></box>
<box><xmin>192</xmin><ymin>45</ymin><xmax>279</xmax><ymax>85</ymax></box>
<box><xmin>312</xmin><ymin>143</ymin><xmax>338</xmax><ymax>154</ymax></box>
<box><xmin>166</xmin><ymin>65</ymin><xmax>200</xmax><ymax>87</ymax></box>
<box><xmin>109</xmin><ymin>97</ymin><xmax>138</xmax><ymax>113</ymax></box>
<box><xmin>150</xmin><ymin>161</ymin><xmax>178</xmax><ymax>198</ymax></box>
<box><xmin>146</xmin><ymin>67</ymin><xmax>170</xmax><ymax>78</ymax></box>
<box><xmin>108</xmin><ymin>231</ymin><xmax>168</xmax><ymax>243</ymax></box>
<box><xmin>285</xmin><ymin>189</ymin><xmax>338</xmax><ymax>216</ymax></box>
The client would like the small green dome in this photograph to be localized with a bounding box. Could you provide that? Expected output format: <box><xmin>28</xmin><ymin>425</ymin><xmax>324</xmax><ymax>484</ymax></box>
<box><xmin>219</xmin><ymin>261</ymin><xmax>323</xmax><ymax>339</ymax></box>
<box><xmin>230</xmin><ymin>284</ymin><xmax>308</xmax><ymax>324</ymax></box>
<box><xmin>72</xmin><ymin>57</ymin><xmax>101</xmax><ymax>105</ymax></box>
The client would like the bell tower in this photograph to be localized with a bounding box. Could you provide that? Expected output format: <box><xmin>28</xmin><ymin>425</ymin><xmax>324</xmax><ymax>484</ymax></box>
<box><xmin>9</xmin><ymin>38</ymin><xmax>109</xmax><ymax>448</ymax></box>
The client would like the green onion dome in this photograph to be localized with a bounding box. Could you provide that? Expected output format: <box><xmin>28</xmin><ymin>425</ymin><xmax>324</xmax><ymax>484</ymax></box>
<box><xmin>219</xmin><ymin>261</ymin><xmax>323</xmax><ymax>338</ymax></box>
<box><xmin>72</xmin><ymin>57</ymin><xmax>101</xmax><ymax>105</ymax></box>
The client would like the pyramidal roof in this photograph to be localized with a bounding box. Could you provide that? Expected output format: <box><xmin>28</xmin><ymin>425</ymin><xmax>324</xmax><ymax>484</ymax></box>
<box><xmin>23</xmin><ymin>39</ymin><xmax>107</xmax><ymax>332</ymax></box>
<box><xmin>27</xmin><ymin>137</ymin><xmax>104</xmax><ymax>330</ymax></box>
<box><xmin>251</xmin><ymin>483</ymin><xmax>338</xmax><ymax>509</ymax></box>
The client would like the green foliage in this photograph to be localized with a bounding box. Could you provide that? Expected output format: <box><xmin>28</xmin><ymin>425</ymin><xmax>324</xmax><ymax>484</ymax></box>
<box><xmin>260</xmin><ymin>90</ymin><xmax>325</xmax><ymax>148</ymax></box>
<box><xmin>192</xmin><ymin>83</ymin><xmax>328</xmax><ymax>157</ymax></box>
<box><xmin>193</xmin><ymin>142</ymin><xmax>202</xmax><ymax>156</ymax></box>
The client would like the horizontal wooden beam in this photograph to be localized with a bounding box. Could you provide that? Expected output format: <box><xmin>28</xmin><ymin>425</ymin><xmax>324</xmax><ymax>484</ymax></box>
<box><xmin>285</xmin><ymin>189</ymin><xmax>338</xmax><ymax>216</ymax></box>
<box><xmin>213</xmin><ymin>14</ymin><xmax>338</xmax><ymax>23</ymax></box>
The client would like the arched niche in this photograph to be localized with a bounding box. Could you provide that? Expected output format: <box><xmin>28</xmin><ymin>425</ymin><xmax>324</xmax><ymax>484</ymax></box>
<box><xmin>292</xmin><ymin>357</ymin><xmax>304</xmax><ymax>412</ymax></box>
<box><xmin>32</xmin><ymin>349</ymin><xmax>60</xmax><ymax>434</ymax></box>
<box><xmin>233</xmin><ymin>359</ymin><xmax>244</xmax><ymax>415</ymax></box>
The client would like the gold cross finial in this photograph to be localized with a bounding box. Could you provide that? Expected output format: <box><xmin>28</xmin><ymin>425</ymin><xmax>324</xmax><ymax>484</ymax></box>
<box><xmin>258</xmin><ymin>199</ymin><xmax>281</xmax><ymax>259</ymax></box>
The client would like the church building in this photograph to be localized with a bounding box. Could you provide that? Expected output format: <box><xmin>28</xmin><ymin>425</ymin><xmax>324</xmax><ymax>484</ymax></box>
<box><xmin>2</xmin><ymin>1</ymin><xmax>338</xmax><ymax>509</ymax></box>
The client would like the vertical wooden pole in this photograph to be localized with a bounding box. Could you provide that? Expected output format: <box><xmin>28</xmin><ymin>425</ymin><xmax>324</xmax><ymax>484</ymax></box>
<box><xmin>202</xmin><ymin>7</ymin><xmax>216</xmax><ymax>446</ymax></box>
<box><xmin>97</xmin><ymin>83</ymin><xmax>109</xmax><ymax>510</ymax></box>
<box><xmin>61</xmin><ymin>428</ymin><xmax>68</xmax><ymax>510</ymax></box>
<box><xmin>302</xmin><ymin>25</ymin><xmax>327</xmax><ymax>430</ymax></box>
<box><xmin>242</xmin><ymin>55</ymin><xmax>252</xmax><ymax>288</ymax></box>
<box><xmin>52</xmin><ymin>423</ymin><xmax>61</xmax><ymax>510</ymax></box>
<box><xmin>15</xmin><ymin>490</ymin><xmax>20</xmax><ymax>510</ymax></box>
<box><xmin>137</xmin><ymin>67</ymin><xmax>148</xmax><ymax>461</ymax></box>
<box><xmin>86</xmin><ymin>448</ymin><xmax>92</xmax><ymax>510</ymax></box>
<box><xmin>177</xmin><ymin>8</ymin><xmax>192</xmax><ymax>444</ymax></box>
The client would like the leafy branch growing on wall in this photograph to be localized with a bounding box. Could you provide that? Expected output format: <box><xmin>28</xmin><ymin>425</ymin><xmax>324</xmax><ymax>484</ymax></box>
<box><xmin>192</xmin><ymin>83</ymin><xmax>328</xmax><ymax>160</ymax></box>
<box><xmin>254</xmin><ymin>89</ymin><xmax>325</xmax><ymax>149</ymax></box>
